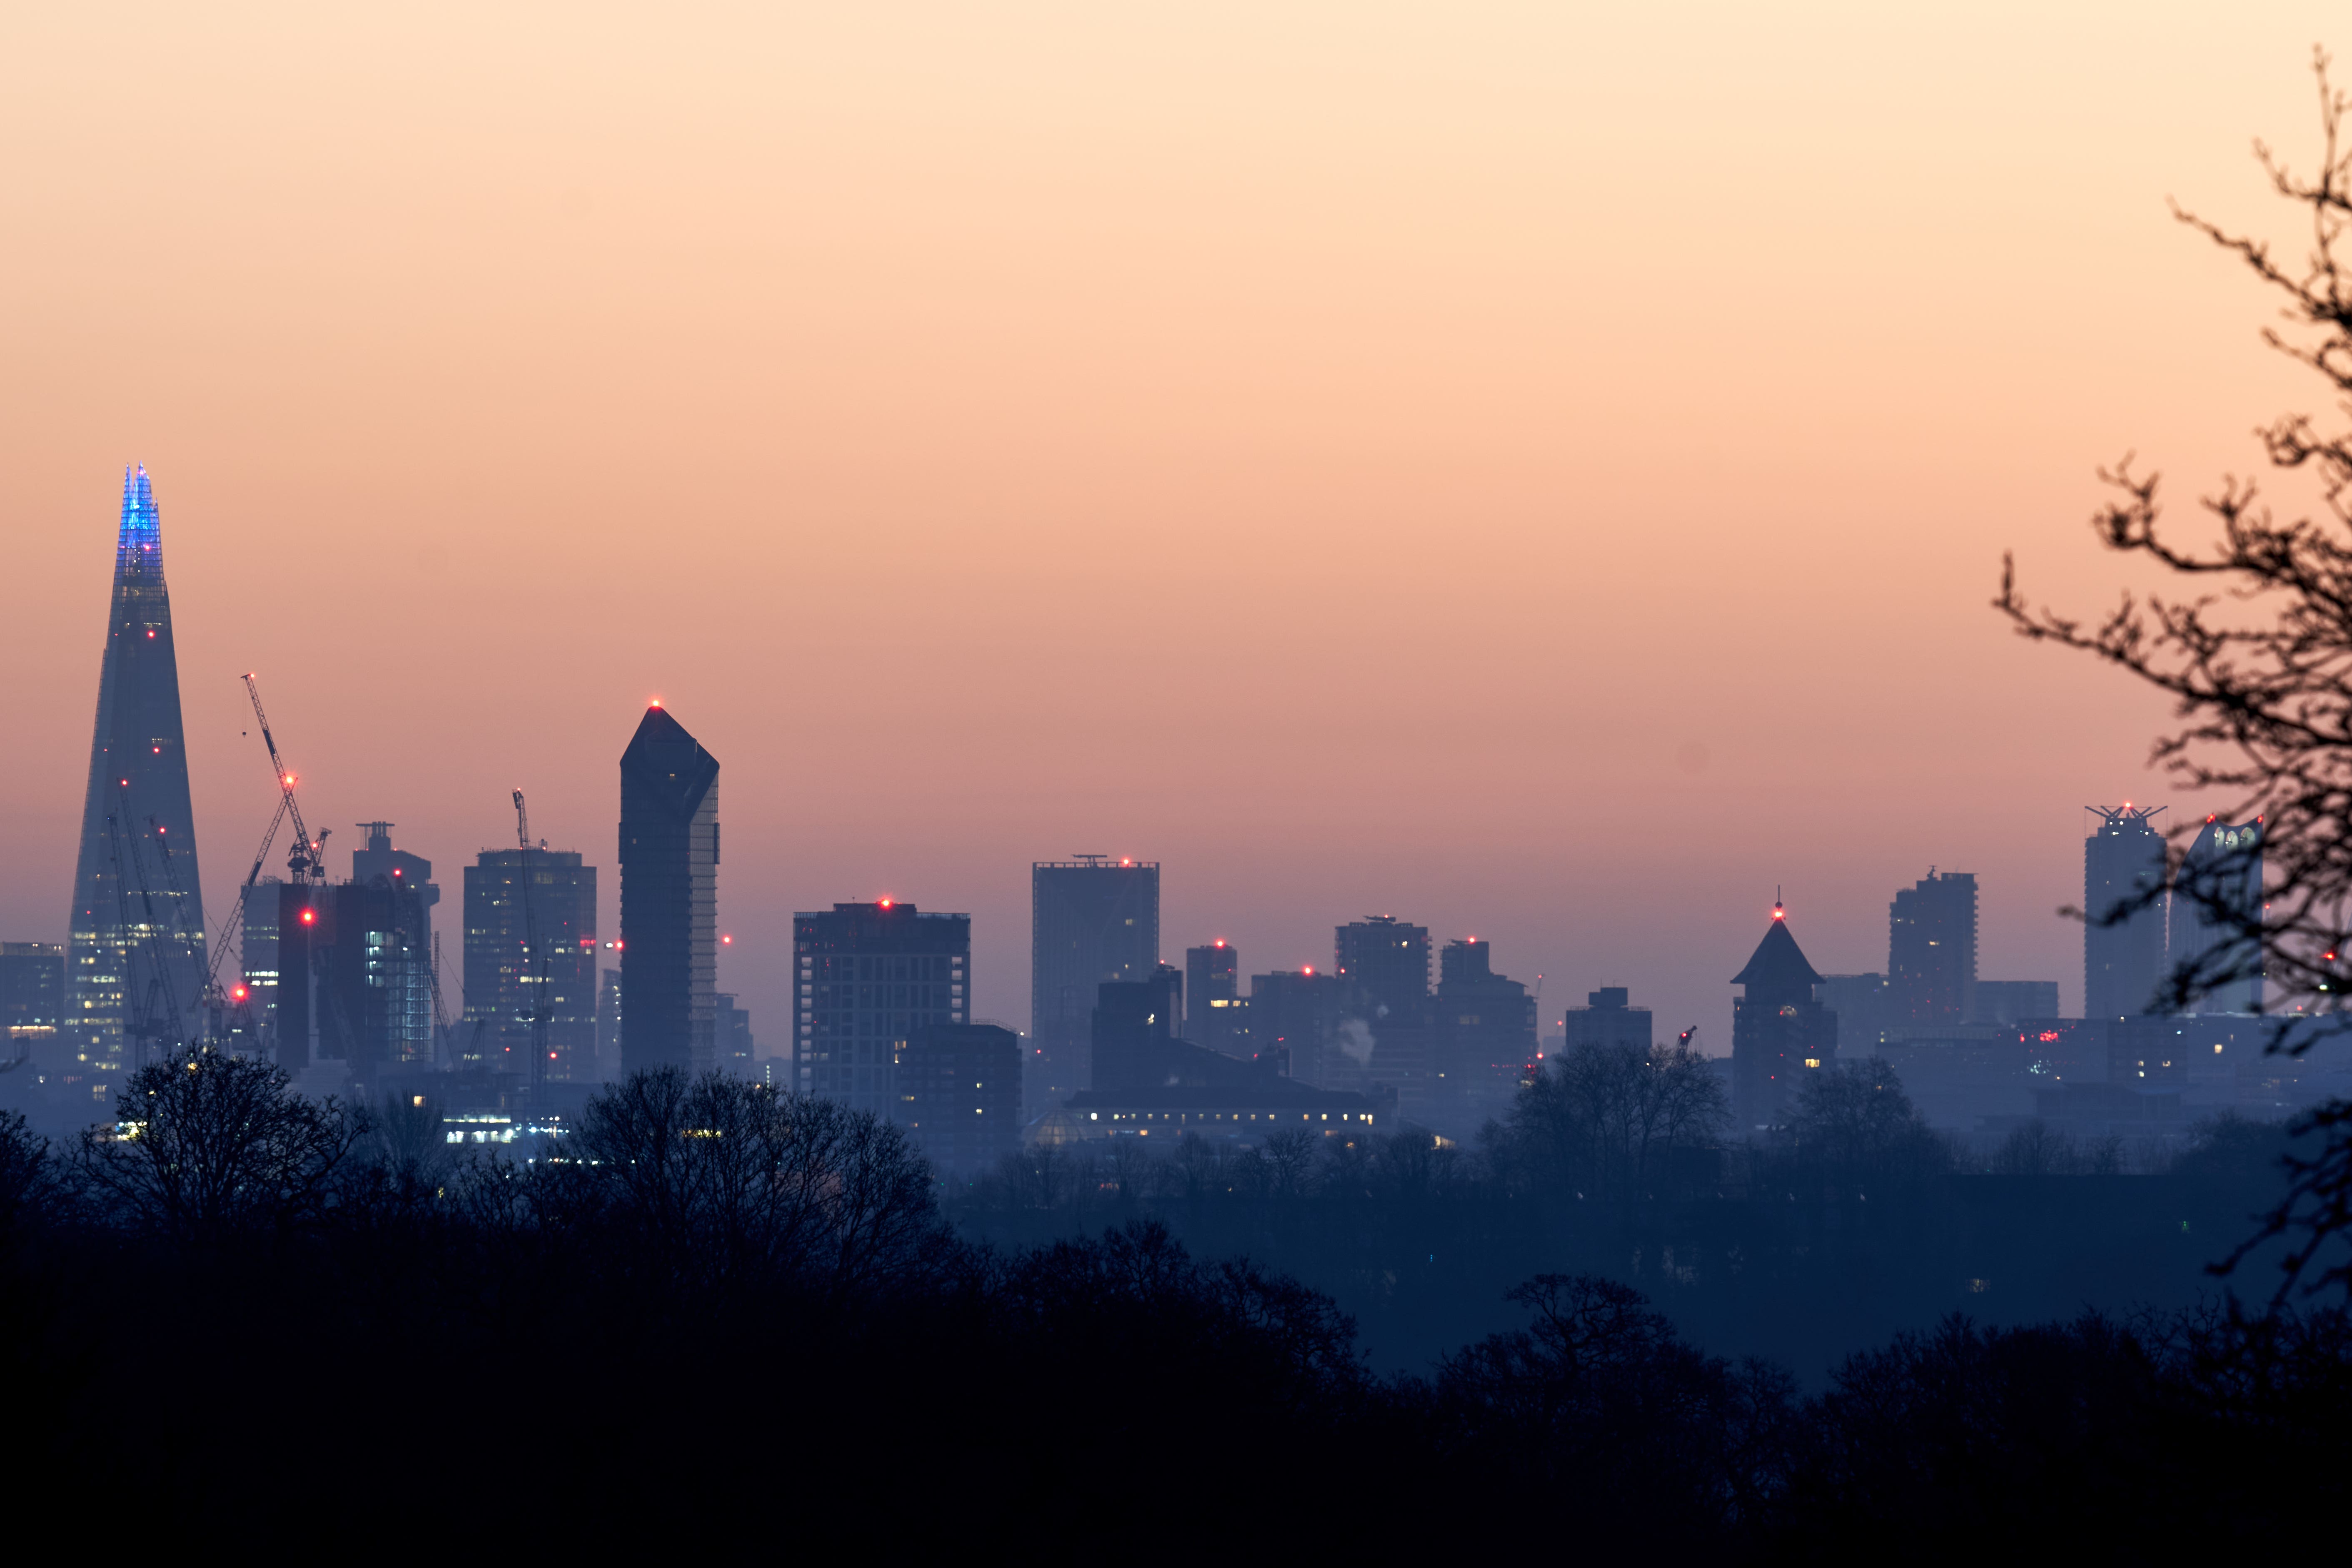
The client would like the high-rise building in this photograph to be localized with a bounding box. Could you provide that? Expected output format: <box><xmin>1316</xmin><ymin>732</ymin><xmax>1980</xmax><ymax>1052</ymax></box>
<box><xmin>1030</xmin><ymin>858</ymin><xmax>1158</xmax><ymax>1105</ymax></box>
<box><xmin>2085</xmin><ymin>806</ymin><xmax>2169</xmax><ymax>1020</ymax></box>
<box><xmin>1246</xmin><ymin>967</ymin><xmax>1349</xmax><ymax>1085</ymax></box>
<box><xmin>1971</xmin><ymin>980</ymin><xmax>2061</xmax><ymax>1026</ymax></box>
<box><xmin>1888</xmin><ymin>870</ymin><xmax>1977</xmax><ymax>1027</ymax></box>
<box><xmin>899</xmin><ymin>1023</ymin><xmax>1022</xmax><ymax>1177</ymax></box>
<box><xmin>1432</xmin><ymin>938</ymin><xmax>1537</xmax><ymax>1129</ymax></box>
<box><xmin>1731</xmin><ymin>901</ymin><xmax>1836</xmax><ymax>1128</ymax></box>
<box><xmin>239</xmin><ymin>875</ymin><xmax>286</xmax><ymax>1054</ymax></box>
<box><xmin>274</xmin><ymin>877</ymin><xmax>434</xmax><ymax>1085</ymax></box>
<box><xmin>1185</xmin><ymin>940</ymin><xmax>1242</xmax><ymax>1054</ymax></box>
<box><xmin>464</xmin><ymin>846</ymin><xmax>598</xmax><ymax>1080</ymax></box>
<box><xmin>596</xmin><ymin>966</ymin><xmax>623</xmax><ymax>1079</ymax></box>
<box><xmin>716</xmin><ymin>992</ymin><xmax>756</xmax><ymax>1074</ymax></box>
<box><xmin>1559</xmin><ymin>986</ymin><xmax>1652</xmax><ymax>1055</ymax></box>
<box><xmin>1</xmin><ymin>943</ymin><xmax>66</xmax><ymax>1060</ymax></box>
<box><xmin>1815</xmin><ymin>973</ymin><xmax>1889</xmax><ymax>1055</ymax></box>
<box><xmin>619</xmin><ymin>704</ymin><xmax>719</xmax><ymax>1073</ymax></box>
<box><xmin>794</xmin><ymin>900</ymin><xmax>970</xmax><ymax>1122</ymax></box>
<box><xmin>68</xmin><ymin>466</ymin><xmax>209</xmax><ymax>1087</ymax></box>
<box><xmin>2175</xmin><ymin>818</ymin><xmax>2263</xmax><ymax>1014</ymax></box>
<box><xmin>1336</xmin><ymin>915</ymin><xmax>1434</xmax><ymax>1110</ymax></box>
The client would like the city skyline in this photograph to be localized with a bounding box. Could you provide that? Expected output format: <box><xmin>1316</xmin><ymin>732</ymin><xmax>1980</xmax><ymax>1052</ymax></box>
<box><xmin>8</xmin><ymin>12</ymin><xmax>2335</xmax><ymax>1060</ymax></box>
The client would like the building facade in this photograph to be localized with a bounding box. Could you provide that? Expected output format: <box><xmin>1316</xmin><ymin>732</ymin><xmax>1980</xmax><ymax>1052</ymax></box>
<box><xmin>619</xmin><ymin>703</ymin><xmax>719</xmax><ymax>1073</ymax></box>
<box><xmin>0</xmin><ymin>943</ymin><xmax>65</xmax><ymax>1061</ymax></box>
<box><xmin>1185</xmin><ymin>940</ymin><xmax>1242</xmax><ymax>1053</ymax></box>
<box><xmin>898</xmin><ymin>1022</ymin><xmax>1022</xmax><ymax>1177</ymax></box>
<box><xmin>1560</xmin><ymin>986</ymin><xmax>1653</xmax><ymax>1055</ymax></box>
<box><xmin>794</xmin><ymin>900</ymin><xmax>970</xmax><ymax>1122</ymax></box>
<box><xmin>2085</xmin><ymin>805</ymin><xmax>2169</xmax><ymax>1020</ymax></box>
<box><xmin>464</xmin><ymin>846</ymin><xmax>598</xmax><ymax>1080</ymax></box>
<box><xmin>68</xmin><ymin>466</ymin><xmax>209</xmax><ymax>1092</ymax></box>
<box><xmin>1888</xmin><ymin>870</ymin><xmax>1978</xmax><ymax>1027</ymax></box>
<box><xmin>1030</xmin><ymin>858</ymin><xmax>1158</xmax><ymax>1107</ymax></box>
<box><xmin>274</xmin><ymin>878</ymin><xmax>434</xmax><ymax>1085</ymax></box>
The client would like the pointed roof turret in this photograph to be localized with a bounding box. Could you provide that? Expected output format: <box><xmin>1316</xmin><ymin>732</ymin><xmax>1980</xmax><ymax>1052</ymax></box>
<box><xmin>1732</xmin><ymin>901</ymin><xmax>1822</xmax><ymax>1007</ymax></box>
<box><xmin>621</xmin><ymin>703</ymin><xmax>719</xmax><ymax>821</ymax></box>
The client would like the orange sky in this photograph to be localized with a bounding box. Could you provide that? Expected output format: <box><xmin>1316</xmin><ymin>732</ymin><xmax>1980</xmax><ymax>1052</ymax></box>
<box><xmin>3</xmin><ymin>5</ymin><xmax>2345</xmax><ymax>1050</ymax></box>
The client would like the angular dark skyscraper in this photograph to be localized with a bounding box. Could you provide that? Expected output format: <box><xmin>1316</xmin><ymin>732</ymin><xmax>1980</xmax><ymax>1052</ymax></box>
<box><xmin>1031</xmin><ymin>857</ymin><xmax>1158</xmax><ymax>1107</ymax></box>
<box><xmin>619</xmin><ymin>703</ymin><xmax>719</xmax><ymax>1073</ymax></box>
<box><xmin>68</xmin><ymin>466</ymin><xmax>208</xmax><ymax>1088</ymax></box>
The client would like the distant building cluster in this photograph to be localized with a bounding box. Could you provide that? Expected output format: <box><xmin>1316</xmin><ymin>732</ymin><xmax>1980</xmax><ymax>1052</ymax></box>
<box><xmin>4</xmin><ymin>468</ymin><xmax>2329</xmax><ymax>1173</ymax></box>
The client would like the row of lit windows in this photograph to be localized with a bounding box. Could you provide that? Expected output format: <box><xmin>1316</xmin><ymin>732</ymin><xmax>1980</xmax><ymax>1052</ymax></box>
<box><xmin>1087</xmin><ymin>1110</ymin><xmax>1372</xmax><ymax>1125</ymax></box>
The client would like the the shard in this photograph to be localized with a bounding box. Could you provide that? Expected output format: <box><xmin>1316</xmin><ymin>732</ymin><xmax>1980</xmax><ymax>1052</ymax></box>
<box><xmin>67</xmin><ymin>466</ymin><xmax>209</xmax><ymax>1088</ymax></box>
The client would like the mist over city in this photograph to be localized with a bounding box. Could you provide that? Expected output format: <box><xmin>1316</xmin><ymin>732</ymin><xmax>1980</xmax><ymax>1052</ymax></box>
<box><xmin>6</xmin><ymin>5</ymin><xmax>2352</xmax><ymax>1553</ymax></box>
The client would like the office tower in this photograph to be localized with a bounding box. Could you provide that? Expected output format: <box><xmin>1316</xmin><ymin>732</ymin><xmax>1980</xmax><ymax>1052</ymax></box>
<box><xmin>1971</xmin><ymin>980</ymin><xmax>2061</xmax><ymax>1026</ymax></box>
<box><xmin>67</xmin><ymin>466</ymin><xmax>209</xmax><ymax>1084</ymax></box>
<box><xmin>1186</xmin><ymin>940</ymin><xmax>1242</xmax><ymax>1053</ymax></box>
<box><xmin>794</xmin><ymin>900</ymin><xmax>970</xmax><ymax>1122</ymax></box>
<box><xmin>1731</xmin><ymin>902</ymin><xmax>1836</xmax><ymax>1128</ymax></box>
<box><xmin>1030</xmin><ymin>858</ymin><xmax>1158</xmax><ymax>1104</ymax></box>
<box><xmin>899</xmin><ymin>1023</ymin><xmax>1023</xmax><ymax>1177</ymax></box>
<box><xmin>1247</xmin><ymin>967</ymin><xmax>1349</xmax><ymax>1084</ymax></box>
<box><xmin>464</xmin><ymin>846</ymin><xmax>598</xmax><ymax>1080</ymax></box>
<box><xmin>2085</xmin><ymin>805</ymin><xmax>2168</xmax><ymax>1020</ymax></box>
<box><xmin>1888</xmin><ymin>870</ymin><xmax>1978</xmax><ymax>1027</ymax></box>
<box><xmin>1</xmin><ymin>943</ymin><xmax>67</xmax><ymax>1057</ymax></box>
<box><xmin>1335</xmin><ymin>914</ymin><xmax>1434</xmax><ymax>1107</ymax></box>
<box><xmin>620</xmin><ymin>703</ymin><xmax>719</xmax><ymax>1073</ymax></box>
<box><xmin>1090</xmin><ymin>963</ymin><xmax>1185</xmax><ymax>1089</ymax></box>
<box><xmin>1334</xmin><ymin>916</ymin><xmax>1430</xmax><ymax>1015</ymax></box>
<box><xmin>716</xmin><ymin>992</ymin><xmax>756</xmax><ymax>1074</ymax></box>
<box><xmin>2175</xmin><ymin>818</ymin><xmax>2263</xmax><ymax>1014</ymax></box>
<box><xmin>273</xmin><ymin>877</ymin><xmax>433</xmax><ymax>1084</ymax></box>
<box><xmin>1433</xmin><ymin>938</ymin><xmax>1538</xmax><ymax>1129</ymax></box>
<box><xmin>353</xmin><ymin>822</ymin><xmax>439</xmax><ymax>963</ymax></box>
<box><xmin>1815</xmin><ymin>973</ymin><xmax>1890</xmax><ymax>1054</ymax></box>
<box><xmin>1559</xmin><ymin>986</ymin><xmax>1652</xmax><ymax>1054</ymax></box>
<box><xmin>237</xmin><ymin>876</ymin><xmax>286</xmax><ymax>1053</ymax></box>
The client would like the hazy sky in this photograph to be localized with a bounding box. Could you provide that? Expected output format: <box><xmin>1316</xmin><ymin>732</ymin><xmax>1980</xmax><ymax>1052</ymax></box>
<box><xmin>4</xmin><ymin>5</ymin><xmax>2344</xmax><ymax>1052</ymax></box>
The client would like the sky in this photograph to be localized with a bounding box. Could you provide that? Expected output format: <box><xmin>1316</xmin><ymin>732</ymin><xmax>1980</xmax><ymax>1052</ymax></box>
<box><xmin>2</xmin><ymin>4</ymin><xmax>2346</xmax><ymax>1054</ymax></box>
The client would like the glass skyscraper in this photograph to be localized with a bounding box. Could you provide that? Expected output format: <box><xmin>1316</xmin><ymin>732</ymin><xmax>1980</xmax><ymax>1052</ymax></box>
<box><xmin>68</xmin><ymin>466</ymin><xmax>208</xmax><ymax>1094</ymax></box>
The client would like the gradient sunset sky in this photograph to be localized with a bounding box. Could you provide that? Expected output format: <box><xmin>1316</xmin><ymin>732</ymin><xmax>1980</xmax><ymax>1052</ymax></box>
<box><xmin>3</xmin><ymin>5</ymin><xmax>2345</xmax><ymax>1050</ymax></box>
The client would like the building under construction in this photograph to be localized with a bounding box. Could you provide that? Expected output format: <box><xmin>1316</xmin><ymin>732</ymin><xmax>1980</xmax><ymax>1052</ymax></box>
<box><xmin>464</xmin><ymin>845</ymin><xmax>598</xmax><ymax>1080</ymax></box>
<box><xmin>67</xmin><ymin>466</ymin><xmax>209</xmax><ymax>1099</ymax></box>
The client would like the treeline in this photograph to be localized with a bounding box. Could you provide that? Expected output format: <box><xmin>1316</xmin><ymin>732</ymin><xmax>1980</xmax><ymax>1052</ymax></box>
<box><xmin>2</xmin><ymin>1047</ymin><xmax>2344</xmax><ymax>1551</ymax></box>
<box><xmin>955</xmin><ymin>1045</ymin><xmax>2320</xmax><ymax>1373</ymax></box>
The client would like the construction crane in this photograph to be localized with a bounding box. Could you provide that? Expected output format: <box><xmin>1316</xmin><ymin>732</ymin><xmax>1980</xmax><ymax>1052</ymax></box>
<box><xmin>243</xmin><ymin>673</ymin><xmax>325</xmax><ymax>885</ymax></box>
<box><xmin>194</xmin><ymin>793</ymin><xmax>290</xmax><ymax>1045</ymax></box>
<box><xmin>513</xmin><ymin>790</ymin><xmax>554</xmax><ymax>1096</ymax></box>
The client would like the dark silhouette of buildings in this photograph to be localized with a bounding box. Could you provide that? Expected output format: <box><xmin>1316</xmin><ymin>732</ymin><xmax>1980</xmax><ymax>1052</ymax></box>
<box><xmin>2175</xmin><ymin>818</ymin><xmax>2264</xmax><ymax>1014</ymax></box>
<box><xmin>2085</xmin><ymin>805</ymin><xmax>2168</xmax><ymax>1020</ymax></box>
<box><xmin>1816</xmin><ymin>972</ymin><xmax>1888</xmax><ymax>1055</ymax></box>
<box><xmin>1434</xmin><ymin>937</ymin><xmax>1536</xmax><ymax>1129</ymax></box>
<box><xmin>353</xmin><ymin>821</ymin><xmax>438</xmax><ymax>965</ymax></box>
<box><xmin>596</xmin><ymin>965</ymin><xmax>621</xmax><ymax>1078</ymax></box>
<box><xmin>1731</xmin><ymin>902</ymin><xmax>1836</xmax><ymax>1128</ymax></box>
<box><xmin>1070</xmin><ymin>970</ymin><xmax>1388</xmax><ymax>1137</ymax></box>
<box><xmin>899</xmin><ymin>1022</ymin><xmax>1021</xmax><ymax>1175</ymax></box>
<box><xmin>464</xmin><ymin>845</ymin><xmax>598</xmax><ymax>1079</ymax></box>
<box><xmin>1560</xmin><ymin>985</ymin><xmax>1651</xmax><ymax>1054</ymax></box>
<box><xmin>1186</xmin><ymin>940</ymin><xmax>1242</xmax><ymax>1053</ymax></box>
<box><xmin>1889</xmin><ymin>869</ymin><xmax>1977</xmax><ymax>1026</ymax></box>
<box><xmin>619</xmin><ymin>703</ymin><xmax>719</xmax><ymax>1073</ymax></box>
<box><xmin>793</xmin><ymin>900</ymin><xmax>970</xmax><ymax>1121</ymax></box>
<box><xmin>1971</xmin><ymin>980</ymin><xmax>2060</xmax><ymax>1026</ymax></box>
<box><xmin>1030</xmin><ymin>858</ymin><xmax>1158</xmax><ymax>1106</ymax></box>
<box><xmin>68</xmin><ymin>466</ymin><xmax>208</xmax><ymax>1091</ymax></box>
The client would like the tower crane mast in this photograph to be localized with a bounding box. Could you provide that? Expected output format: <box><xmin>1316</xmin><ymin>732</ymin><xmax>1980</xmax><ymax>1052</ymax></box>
<box><xmin>243</xmin><ymin>673</ymin><xmax>324</xmax><ymax>884</ymax></box>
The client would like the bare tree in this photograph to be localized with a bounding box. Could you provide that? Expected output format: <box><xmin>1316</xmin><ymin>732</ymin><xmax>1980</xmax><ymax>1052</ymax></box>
<box><xmin>1491</xmin><ymin>1039</ymin><xmax>1728</xmax><ymax>1201</ymax></box>
<box><xmin>1998</xmin><ymin>50</ymin><xmax>2352</xmax><ymax>1297</ymax></box>
<box><xmin>75</xmin><ymin>1047</ymin><xmax>361</xmax><ymax>1246</ymax></box>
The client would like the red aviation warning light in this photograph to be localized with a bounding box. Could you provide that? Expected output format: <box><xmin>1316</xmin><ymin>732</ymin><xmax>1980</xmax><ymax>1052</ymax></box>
<box><xmin>879</xmin><ymin>897</ymin><xmax>893</xmax><ymax>909</ymax></box>
<box><xmin>299</xmin><ymin>908</ymin><xmax>316</xmax><ymax>925</ymax></box>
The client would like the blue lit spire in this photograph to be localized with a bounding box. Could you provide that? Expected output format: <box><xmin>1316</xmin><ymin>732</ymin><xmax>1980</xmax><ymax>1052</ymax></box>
<box><xmin>116</xmin><ymin>463</ymin><xmax>162</xmax><ymax>577</ymax></box>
